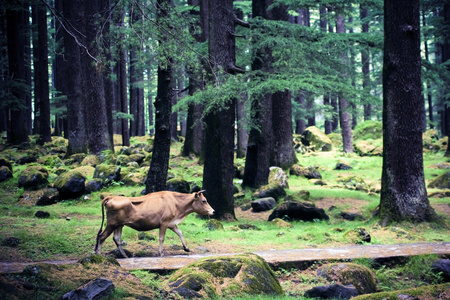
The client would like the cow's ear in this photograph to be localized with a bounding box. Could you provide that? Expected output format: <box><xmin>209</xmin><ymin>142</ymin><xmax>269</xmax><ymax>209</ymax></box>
<box><xmin>195</xmin><ymin>190</ymin><xmax>206</xmax><ymax>198</ymax></box>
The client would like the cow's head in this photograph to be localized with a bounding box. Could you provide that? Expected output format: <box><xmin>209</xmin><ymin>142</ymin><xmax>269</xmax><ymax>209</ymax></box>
<box><xmin>193</xmin><ymin>190</ymin><xmax>214</xmax><ymax>216</ymax></box>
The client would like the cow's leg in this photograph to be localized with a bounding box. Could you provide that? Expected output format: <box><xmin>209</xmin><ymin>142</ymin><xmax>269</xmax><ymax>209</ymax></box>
<box><xmin>94</xmin><ymin>225</ymin><xmax>116</xmax><ymax>255</ymax></box>
<box><xmin>171</xmin><ymin>225</ymin><xmax>190</xmax><ymax>253</ymax></box>
<box><xmin>158</xmin><ymin>226</ymin><xmax>167</xmax><ymax>256</ymax></box>
<box><xmin>113</xmin><ymin>226</ymin><xmax>128</xmax><ymax>258</ymax></box>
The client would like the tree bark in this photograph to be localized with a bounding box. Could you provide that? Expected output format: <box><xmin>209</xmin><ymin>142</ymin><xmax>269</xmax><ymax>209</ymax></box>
<box><xmin>336</xmin><ymin>14</ymin><xmax>353</xmax><ymax>153</ymax></box>
<box><xmin>63</xmin><ymin>0</ymin><xmax>87</xmax><ymax>155</ymax></box>
<box><xmin>33</xmin><ymin>3</ymin><xmax>51</xmax><ymax>144</ymax></box>
<box><xmin>203</xmin><ymin>0</ymin><xmax>237</xmax><ymax>220</ymax></box>
<box><xmin>145</xmin><ymin>0</ymin><xmax>174</xmax><ymax>193</ymax></box>
<box><xmin>6</xmin><ymin>0</ymin><xmax>30</xmax><ymax>145</ymax></box>
<box><xmin>270</xmin><ymin>4</ymin><xmax>297</xmax><ymax>169</ymax></box>
<box><xmin>81</xmin><ymin>0</ymin><xmax>110</xmax><ymax>155</ymax></box>
<box><xmin>361</xmin><ymin>5</ymin><xmax>372</xmax><ymax>121</ymax></box>
<box><xmin>243</xmin><ymin>0</ymin><xmax>273</xmax><ymax>188</ymax></box>
<box><xmin>380</xmin><ymin>0</ymin><xmax>438</xmax><ymax>224</ymax></box>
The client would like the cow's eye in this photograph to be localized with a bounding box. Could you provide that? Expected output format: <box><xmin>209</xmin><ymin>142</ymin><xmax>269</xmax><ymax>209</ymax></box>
<box><xmin>202</xmin><ymin>200</ymin><xmax>207</xmax><ymax>204</ymax></box>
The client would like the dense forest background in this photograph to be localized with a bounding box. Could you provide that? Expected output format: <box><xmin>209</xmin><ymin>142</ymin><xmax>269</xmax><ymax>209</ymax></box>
<box><xmin>1</xmin><ymin>0</ymin><xmax>449</xmax><ymax>222</ymax></box>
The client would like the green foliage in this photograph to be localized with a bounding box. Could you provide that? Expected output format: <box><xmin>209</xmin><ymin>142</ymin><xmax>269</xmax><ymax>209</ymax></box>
<box><xmin>375</xmin><ymin>255</ymin><xmax>445</xmax><ymax>291</ymax></box>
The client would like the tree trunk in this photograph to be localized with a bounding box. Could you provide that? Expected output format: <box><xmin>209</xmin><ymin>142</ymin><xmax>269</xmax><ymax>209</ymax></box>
<box><xmin>203</xmin><ymin>0</ymin><xmax>238</xmax><ymax>220</ymax></box>
<box><xmin>236</xmin><ymin>93</ymin><xmax>248</xmax><ymax>158</ymax></box>
<box><xmin>6</xmin><ymin>1</ymin><xmax>30</xmax><ymax>145</ymax></box>
<box><xmin>53</xmin><ymin>0</ymin><xmax>66</xmax><ymax>138</ymax></box>
<box><xmin>145</xmin><ymin>0</ymin><xmax>174</xmax><ymax>193</ymax></box>
<box><xmin>336</xmin><ymin>14</ymin><xmax>353</xmax><ymax>153</ymax></box>
<box><xmin>101</xmin><ymin>0</ymin><xmax>115</xmax><ymax>149</ymax></box>
<box><xmin>33</xmin><ymin>3</ymin><xmax>51</xmax><ymax>144</ymax></box>
<box><xmin>361</xmin><ymin>5</ymin><xmax>372</xmax><ymax>121</ymax></box>
<box><xmin>82</xmin><ymin>0</ymin><xmax>110</xmax><ymax>155</ymax></box>
<box><xmin>270</xmin><ymin>4</ymin><xmax>297</xmax><ymax>169</ymax></box>
<box><xmin>243</xmin><ymin>0</ymin><xmax>273</xmax><ymax>188</ymax></box>
<box><xmin>442</xmin><ymin>4</ymin><xmax>450</xmax><ymax>157</ymax></box>
<box><xmin>63</xmin><ymin>0</ymin><xmax>87</xmax><ymax>155</ymax></box>
<box><xmin>380</xmin><ymin>0</ymin><xmax>438</xmax><ymax>224</ymax></box>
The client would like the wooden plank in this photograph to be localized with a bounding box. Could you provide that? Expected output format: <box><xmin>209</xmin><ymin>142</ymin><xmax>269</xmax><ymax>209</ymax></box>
<box><xmin>1</xmin><ymin>242</ymin><xmax>448</xmax><ymax>274</ymax></box>
<box><xmin>118</xmin><ymin>242</ymin><xmax>450</xmax><ymax>271</ymax></box>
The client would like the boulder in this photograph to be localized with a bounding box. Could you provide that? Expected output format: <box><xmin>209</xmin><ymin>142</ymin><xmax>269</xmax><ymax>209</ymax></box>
<box><xmin>37</xmin><ymin>154</ymin><xmax>64</xmax><ymax>168</ymax></box>
<box><xmin>354</xmin><ymin>140</ymin><xmax>383</xmax><ymax>156</ymax></box>
<box><xmin>353</xmin><ymin>120</ymin><xmax>382</xmax><ymax>141</ymax></box>
<box><xmin>290</xmin><ymin>164</ymin><xmax>322</xmax><ymax>179</ymax></box>
<box><xmin>350</xmin><ymin>283</ymin><xmax>450</xmax><ymax>300</ymax></box>
<box><xmin>343</xmin><ymin>228</ymin><xmax>371</xmax><ymax>244</ymax></box>
<box><xmin>53</xmin><ymin>170</ymin><xmax>86</xmax><ymax>200</ymax></box>
<box><xmin>166</xmin><ymin>178</ymin><xmax>190</xmax><ymax>193</ymax></box>
<box><xmin>304</xmin><ymin>284</ymin><xmax>359</xmax><ymax>299</ymax></box>
<box><xmin>35</xmin><ymin>210</ymin><xmax>50</xmax><ymax>219</ymax></box>
<box><xmin>251</xmin><ymin>197</ymin><xmax>276</xmax><ymax>212</ymax></box>
<box><xmin>0</xmin><ymin>165</ymin><xmax>13</xmax><ymax>182</ymax></box>
<box><xmin>317</xmin><ymin>263</ymin><xmax>377</xmax><ymax>294</ymax></box>
<box><xmin>268</xmin><ymin>201</ymin><xmax>329</xmax><ymax>222</ymax></box>
<box><xmin>0</xmin><ymin>158</ymin><xmax>13</xmax><ymax>172</ymax></box>
<box><xmin>335</xmin><ymin>160</ymin><xmax>352</xmax><ymax>170</ymax></box>
<box><xmin>268</xmin><ymin>167</ymin><xmax>289</xmax><ymax>188</ymax></box>
<box><xmin>168</xmin><ymin>253</ymin><xmax>283</xmax><ymax>298</ymax></box>
<box><xmin>80</xmin><ymin>155</ymin><xmax>100</xmax><ymax>167</ymax></box>
<box><xmin>204</xmin><ymin>219</ymin><xmax>224</xmax><ymax>231</ymax></box>
<box><xmin>85</xmin><ymin>179</ymin><xmax>104</xmax><ymax>193</ymax></box>
<box><xmin>35</xmin><ymin>188</ymin><xmax>60</xmax><ymax>206</ymax></box>
<box><xmin>428</xmin><ymin>172</ymin><xmax>450</xmax><ymax>189</ymax></box>
<box><xmin>121</xmin><ymin>172</ymin><xmax>146</xmax><ymax>187</ymax></box>
<box><xmin>61</xmin><ymin>277</ymin><xmax>115</xmax><ymax>300</ymax></box>
<box><xmin>271</xmin><ymin>218</ymin><xmax>292</xmax><ymax>228</ymax></box>
<box><xmin>253</xmin><ymin>183</ymin><xmax>286</xmax><ymax>201</ymax></box>
<box><xmin>18</xmin><ymin>165</ymin><xmax>49</xmax><ymax>190</ymax></box>
<box><xmin>93</xmin><ymin>165</ymin><xmax>121</xmax><ymax>184</ymax></box>
<box><xmin>301</xmin><ymin>126</ymin><xmax>333</xmax><ymax>151</ymax></box>
<box><xmin>432</xmin><ymin>259</ymin><xmax>450</xmax><ymax>281</ymax></box>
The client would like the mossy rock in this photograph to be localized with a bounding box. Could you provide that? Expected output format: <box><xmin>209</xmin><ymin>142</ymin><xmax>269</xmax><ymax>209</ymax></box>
<box><xmin>93</xmin><ymin>165</ymin><xmax>121</xmax><ymax>184</ymax></box>
<box><xmin>271</xmin><ymin>218</ymin><xmax>292</xmax><ymax>228</ymax></box>
<box><xmin>317</xmin><ymin>262</ymin><xmax>377</xmax><ymax>294</ymax></box>
<box><xmin>423</xmin><ymin>128</ymin><xmax>439</xmax><ymax>150</ymax></box>
<box><xmin>120</xmin><ymin>171</ymin><xmax>146</xmax><ymax>187</ymax></box>
<box><xmin>351</xmin><ymin>282</ymin><xmax>450</xmax><ymax>300</ymax></box>
<box><xmin>253</xmin><ymin>183</ymin><xmax>286</xmax><ymax>201</ymax></box>
<box><xmin>354</xmin><ymin>139</ymin><xmax>383</xmax><ymax>156</ymax></box>
<box><xmin>204</xmin><ymin>219</ymin><xmax>224</xmax><ymax>231</ymax></box>
<box><xmin>37</xmin><ymin>155</ymin><xmax>65</xmax><ymax>168</ymax></box>
<box><xmin>18</xmin><ymin>165</ymin><xmax>49</xmax><ymax>190</ymax></box>
<box><xmin>166</xmin><ymin>178</ymin><xmax>190</xmax><ymax>193</ymax></box>
<box><xmin>65</xmin><ymin>153</ymin><xmax>87</xmax><ymax>165</ymax></box>
<box><xmin>169</xmin><ymin>253</ymin><xmax>283</xmax><ymax>299</ymax></box>
<box><xmin>53</xmin><ymin>170</ymin><xmax>86</xmax><ymax>199</ymax></box>
<box><xmin>344</xmin><ymin>227</ymin><xmax>371</xmax><ymax>244</ymax></box>
<box><xmin>290</xmin><ymin>164</ymin><xmax>322</xmax><ymax>179</ymax></box>
<box><xmin>0</xmin><ymin>158</ymin><xmax>13</xmax><ymax>172</ymax></box>
<box><xmin>0</xmin><ymin>165</ymin><xmax>13</xmax><ymax>182</ymax></box>
<box><xmin>301</xmin><ymin>126</ymin><xmax>333</xmax><ymax>151</ymax></box>
<box><xmin>81</xmin><ymin>155</ymin><xmax>100</xmax><ymax>167</ymax></box>
<box><xmin>268</xmin><ymin>167</ymin><xmax>289</xmax><ymax>188</ymax></box>
<box><xmin>428</xmin><ymin>172</ymin><xmax>450</xmax><ymax>189</ymax></box>
<box><xmin>353</xmin><ymin>120</ymin><xmax>382</xmax><ymax>141</ymax></box>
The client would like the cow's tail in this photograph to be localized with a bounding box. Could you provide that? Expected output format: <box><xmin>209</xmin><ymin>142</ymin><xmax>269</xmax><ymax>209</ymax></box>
<box><xmin>97</xmin><ymin>198</ymin><xmax>109</xmax><ymax>237</ymax></box>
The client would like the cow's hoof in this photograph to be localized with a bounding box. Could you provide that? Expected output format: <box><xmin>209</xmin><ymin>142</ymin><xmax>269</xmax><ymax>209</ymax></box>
<box><xmin>184</xmin><ymin>247</ymin><xmax>190</xmax><ymax>252</ymax></box>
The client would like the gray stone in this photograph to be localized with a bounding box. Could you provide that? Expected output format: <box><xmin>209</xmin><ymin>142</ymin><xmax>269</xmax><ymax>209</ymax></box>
<box><xmin>61</xmin><ymin>277</ymin><xmax>114</xmax><ymax>300</ymax></box>
<box><xmin>268</xmin><ymin>201</ymin><xmax>329</xmax><ymax>222</ymax></box>
<box><xmin>304</xmin><ymin>284</ymin><xmax>358</xmax><ymax>299</ymax></box>
<box><xmin>251</xmin><ymin>197</ymin><xmax>276</xmax><ymax>212</ymax></box>
<box><xmin>432</xmin><ymin>259</ymin><xmax>450</xmax><ymax>281</ymax></box>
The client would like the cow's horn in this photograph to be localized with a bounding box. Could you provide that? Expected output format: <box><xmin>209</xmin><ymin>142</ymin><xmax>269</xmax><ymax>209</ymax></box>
<box><xmin>198</xmin><ymin>190</ymin><xmax>206</xmax><ymax>194</ymax></box>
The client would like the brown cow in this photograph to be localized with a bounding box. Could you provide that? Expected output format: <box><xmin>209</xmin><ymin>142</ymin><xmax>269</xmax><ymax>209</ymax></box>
<box><xmin>94</xmin><ymin>190</ymin><xmax>214</xmax><ymax>257</ymax></box>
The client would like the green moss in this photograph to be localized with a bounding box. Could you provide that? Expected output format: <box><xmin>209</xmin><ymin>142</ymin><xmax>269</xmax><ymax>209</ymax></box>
<box><xmin>353</xmin><ymin>121</ymin><xmax>383</xmax><ymax>141</ymax></box>
<box><xmin>351</xmin><ymin>282</ymin><xmax>450</xmax><ymax>300</ymax></box>
<box><xmin>318</xmin><ymin>262</ymin><xmax>377</xmax><ymax>294</ymax></box>
<box><xmin>169</xmin><ymin>253</ymin><xmax>283</xmax><ymax>299</ymax></box>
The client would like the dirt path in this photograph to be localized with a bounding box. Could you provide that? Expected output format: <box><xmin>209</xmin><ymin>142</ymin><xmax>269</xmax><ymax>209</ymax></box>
<box><xmin>1</xmin><ymin>242</ymin><xmax>449</xmax><ymax>274</ymax></box>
